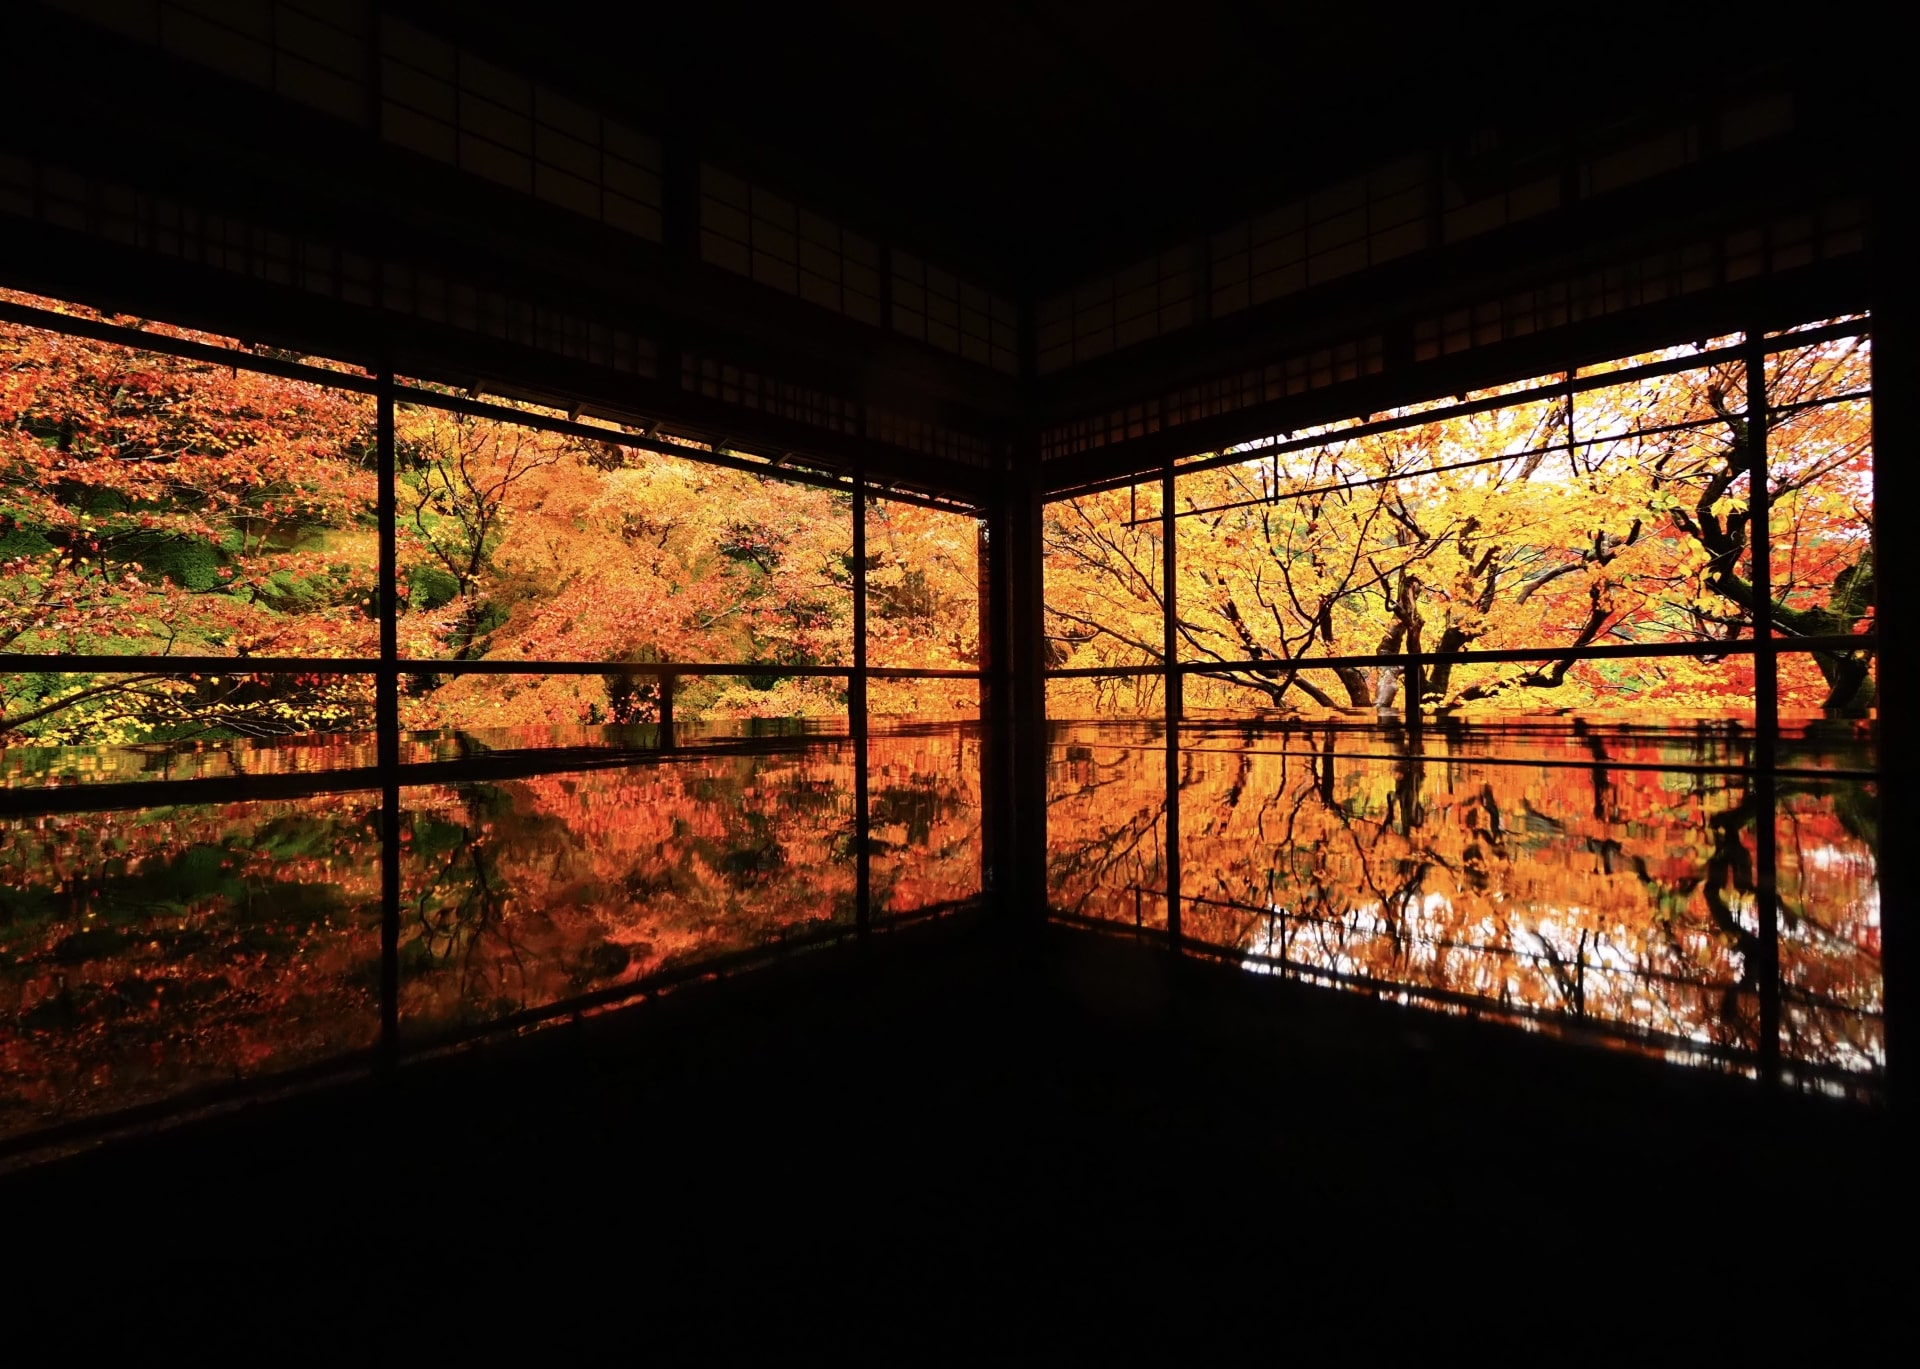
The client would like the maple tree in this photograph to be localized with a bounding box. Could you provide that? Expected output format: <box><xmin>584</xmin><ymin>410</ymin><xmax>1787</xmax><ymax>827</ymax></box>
<box><xmin>2</xmin><ymin>293</ymin><xmax>380</xmax><ymax>745</ymax></box>
<box><xmin>4</xmin><ymin>302</ymin><xmax>990</xmax><ymax>749</ymax></box>
<box><xmin>392</xmin><ymin>405</ymin><xmax>872</xmax><ymax>733</ymax></box>
<box><xmin>1045</xmin><ymin>331</ymin><xmax>1874</xmax><ymax>721</ymax></box>
<box><xmin>864</xmin><ymin>497</ymin><xmax>984</xmax><ymax>718</ymax></box>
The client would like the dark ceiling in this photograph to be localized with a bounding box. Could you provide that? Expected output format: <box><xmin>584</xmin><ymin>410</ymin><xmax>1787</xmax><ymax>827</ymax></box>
<box><xmin>403</xmin><ymin>1</ymin><xmax>1811</xmax><ymax>294</ymax></box>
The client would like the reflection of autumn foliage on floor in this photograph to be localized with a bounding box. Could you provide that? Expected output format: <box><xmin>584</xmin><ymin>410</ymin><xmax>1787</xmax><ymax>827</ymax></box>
<box><xmin>867</xmin><ymin>725</ymin><xmax>983</xmax><ymax>916</ymax></box>
<box><xmin>396</xmin><ymin>748</ymin><xmax>863</xmax><ymax>1036</ymax></box>
<box><xmin>0</xmin><ymin>728</ymin><xmax>383</xmax><ymax>788</ymax></box>
<box><xmin>0</xmin><ymin>795</ymin><xmax>382</xmax><ymax>1140</ymax></box>
<box><xmin>1178</xmin><ymin>728</ymin><xmax>1765</xmax><ymax>1052</ymax></box>
<box><xmin>1049</xmin><ymin>721</ymin><xmax>1881</xmax><ymax>1076</ymax></box>
<box><xmin>0</xmin><ymin>730</ymin><xmax>986</xmax><ymax>1136</ymax></box>
<box><xmin>1775</xmin><ymin>781</ymin><xmax>1881</xmax><ymax>1073</ymax></box>
<box><xmin>1047</xmin><ymin>723</ymin><xmax>1169</xmax><ymax>928</ymax></box>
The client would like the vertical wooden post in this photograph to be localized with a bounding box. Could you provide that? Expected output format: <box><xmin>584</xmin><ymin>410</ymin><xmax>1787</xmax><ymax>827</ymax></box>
<box><xmin>1162</xmin><ymin>463</ymin><xmax>1182</xmax><ymax>945</ymax></box>
<box><xmin>1870</xmin><ymin>190</ymin><xmax>1912</xmax><ymax>1111</ymax></box>
<box><xmin>977</xmin><ymin>517</ymin><xmax>996</xmax><ymax>898</ymax></box>
<box><xmin>1003</xmin><ymin>465</ymin><xmax>1050</xmax><ymax>923</ymax></box>
<box><xmin>377</xmin><ymin>367</ymin><xmax>400</xmax><ymax>1066</ymax></box>
<box><xmin>1745</xmin><ymin>335</ymin><xmax>1782</xmax><ymax>1086</ymax></box>
<box><xmin>853</xmin><ymin>474</ymin><xmax>870</xmax><ymax>935</ymax></box>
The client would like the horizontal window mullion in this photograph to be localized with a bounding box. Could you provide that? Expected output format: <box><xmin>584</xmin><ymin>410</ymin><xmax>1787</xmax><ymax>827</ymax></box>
<box><xmin>0</xmin><ymin>654</ymin><xmax>383</xmax><ymax>673</ymax></box>
<box><xmin>394</xmin><ymin>660</ymin><xmax>854</xmax><ymax>677</ymax></box>
<box><xmin>0</xmin><ymin>297</ymin><xmax>377</xmax><ymax>391</ymax></box>
<box><xmin>1070</xmin><ymin>317</ymin><xmax>1869</xmax><ymax>491</ymax></box>
<box><xmin>1042</xmin><ymin>633</ymin><xmax>1872</xmax><ymax>680</ymax></box>
<box><xmin>2</xmin><ymin>659</ymin><xmax>1001</xmax><ymax>678</ymax></box>
<box><xmin>0</xmin><ymin>726</ymin><xmax>878</xmax><ymax>816</ymax></box>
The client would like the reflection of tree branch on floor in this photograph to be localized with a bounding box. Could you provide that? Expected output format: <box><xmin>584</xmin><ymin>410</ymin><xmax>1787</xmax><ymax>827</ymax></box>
<box><xmin>408</xmin><ymin>785</ymin><xmax>539</xmax><ymax>1015</ymax></box>
<box><xmin>1690</xmin><ymin>789</ymin><xmax>1766</xmax><ymax>1047</ymax></box>
<box><xmin>1046</xmin><ymin>755</ymin><xmax>1167</xmax><ymax>917</ymax></box>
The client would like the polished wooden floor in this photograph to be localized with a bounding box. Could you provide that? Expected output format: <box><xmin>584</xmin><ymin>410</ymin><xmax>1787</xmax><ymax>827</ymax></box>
<box><xmin>3</xmin><ymin>913</ymin><xmax>1900</xmax><ymax>1358</ymax></box>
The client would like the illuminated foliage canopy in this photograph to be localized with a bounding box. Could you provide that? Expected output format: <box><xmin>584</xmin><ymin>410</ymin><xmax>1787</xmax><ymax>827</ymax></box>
<box><xmin>2</xmin><ymin>297</ymin><xmax>379</xmax><ymax>743</ymax></box>
<box><xmin>2</xmin><ymin>300</ymin><xmax>985</xmax><ymax>744</ymax></box>
<box><xmin>1044</xmin><ymin>334</ymin><xmax>1873</xmax><ymax>719</ymax></box>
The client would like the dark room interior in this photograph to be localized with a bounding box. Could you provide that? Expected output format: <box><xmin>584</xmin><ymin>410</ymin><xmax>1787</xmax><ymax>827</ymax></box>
<box><xmin>0</xmin><ymin>1</ymin><xmax>1905</xmax><ymax>1353</ymax></box>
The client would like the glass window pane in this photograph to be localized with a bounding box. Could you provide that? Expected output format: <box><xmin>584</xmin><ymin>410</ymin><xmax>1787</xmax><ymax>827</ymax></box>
<box><xmin>1044</xmin><ymin>672</ymin><xmax>1166</xmax><ymax>721</ymax></box>
<box><xmin>863</xmin><ymin>497</ymin><xmax>981</xmax><ymax>671</ymax></box>
<box><xmin>1174</xmin><ymin>445</ymin><xmax>1400</xmax><ymax>678</ymax></box>
<box><xmin>1767</xmin><ymin>331</ymin><xmax>1870</xmax><ymax>409</ymax></box>
<box><xmin>1775</xmin><ymin>627</ymin><xmax>1875</xmax><ymax>722</ymax></box>
<box><xmin>1765</xmin><ymin>379</ymin><xmax>1873</xmax><ymax>717</ymax></box>
<box><xmin>1044</xmin><ymin>482</ymin><xmax>1165</xmax><ymax>678</ymax></box>
<box><xmin>397</xmin><ymin>668</ymin><xmax>849</xmax><ymax>756</ymax></box>
<box><xmin>1573</xmin><ymin>358</ymin><xmax>1741</xmax><ymax>442</ymax></box>
<box><xmin>395</xmin><ymin>402</ymin><xmax>853</xmax><ymax>671</ymax></box>
<box><xmin>2</xmin><ymin>306</ymin><xmax>378</xmax><ymax>659</ymax></box>
<box><xmin>867</xmin><ymin>675</ymin><xmax>979</xmax><ymax>722</ymax></box>
<box><xmin>1183</xmin><ymin>668</ymin><xmax>1367</xmax><ymax>718</ymax></box>
<box><xmin>1176</xmin><ymin>384</ymin><xmax>1759</xmax><ymax>718</ymax></box>
<box><xmin>3</xmin><ymin>669</ymin><xmax>377</xmax><ymax>783</ymax></box>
